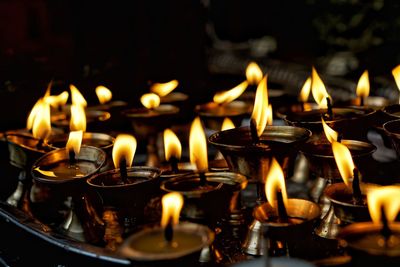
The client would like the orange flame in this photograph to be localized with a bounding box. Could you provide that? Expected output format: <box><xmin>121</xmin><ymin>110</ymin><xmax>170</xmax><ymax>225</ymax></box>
<box><xmin>163</xmin><ymin>128</ymin><xmax>182</xmax><ymax>161</ymax></box>
<box><xmin>311</xmin><ymin>67</ymin><xmax>331</xmax><ymax>108</ymax></box>
<box><xmin>221</xmin><ymin>117</ymin><xmax>235</xmax><ymax>131</ymax></box>
<box><xmin>70</xmin><ymin>104</ymin><xmax>86</xmax><ymax>132</ymax></box>
<box><xmin>265</xmin><ymin>158</ymin><xmax>288</xmax><ymax>209</ymax></box>
<box><xmin>189</xmin><ymin>117</ymin><xmax>208</xmax><ymax>172</ymax></box>
<box><xmin>70</xmin><ymin>84</ymin><xmax>87</xmax><ymax>107</ymax></box>
<box><xmin>299</xmin><ymin>77</ymin><xmax>311</xmax><ymax>103</ymax></box>
<box><xmin>332</xmin><ymin>141</ymin><xmax>355</xmax><ymax>186</ymax></box>
<box><xmin>392</xmin><ymin>65</ymin><xmax>400</xmax><ymax>104</ymax></box>
<box><xmin>66</xmin><ymin>130</ymin><xmax>83</xmax><ymax>155</ymax></box>
<box><xmin>161</xmin><ymin>192</ymin><xmax>184</xmax><ymax>228</ymax></box>
<box><xmin>150</xmin><ymin>80</ymin><xmax>179</xmax><ymax>97</ymax></box>
<box><xmin>246</xmin><ymin>62</ymin><xmax>263</xmax><ymax>85</ymax></box>
<box><xmin>213</xmin><ymin>81</ymin><xmax>248</xmax><ymax>104</ymax></box>
<box><xmin>95</xmin><ymin>85</ymin><xmax>112</xmax><ymax>104</ymax></box>
<box><xmin>27</xmin><ymin>98</ymin><xmax>44</xmax><ymax>130</ymax></box>
<box><xmin>251</xmin><ymin>75</ymin><xmax>269</xmax><ymax>137</ymax></box>
<box><xmin>356</xmin><ymin>70</ymin><xmax>370</xmax><ymax>98</ymax></box>
<box><xmin>140</xmin><ymin>93</ymin><xmax>160</xmax><ymax>109</ymax></box>
<box><xmin>112</xmin><ymin>134</ymin><xmax>137</xmax><ymax>168</ymax></box>
<box><xmin>367</xmin><ymin>186</ymin><xmax>400</xmax><ymax>224</ymax></box>
<box><xmin>44</xmin><ymin>91</ymin><xmax>69</xmax><ymax>108</ymax></box>
<box><xmin>32</xmin><ymin>101</ymin><xmax>51</xmax><ymax>140</ymax></box>
<box><xmin>267</xmin><ymin>104</ymin><xmax>273</xmax><ymax>126</ymax></box>
<box><xmin>322</xmin><ymin>117</ymin><xmax>338</xmax><ymax>143</ymax></box>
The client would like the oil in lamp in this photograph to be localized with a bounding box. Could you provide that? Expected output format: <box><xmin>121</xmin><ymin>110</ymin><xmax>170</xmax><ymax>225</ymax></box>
<box><xmin>161</xmin><ymin>117</ymin><xmax>248</xmax><ymax>225</ymax></box>
<box><xmin>87</xmin><ymin>134</ymin><xmax>161</xmax><ymax>228</ymax></box>
<box><xmin>122</xmin><ymin>92</ymin><xmax>179</xmax><ymax>167</ymax></box>
<box><xmin>31</xmin><ymin>130</ymin><xmax>106</xmax><ymax>243</ymax></box>
<box><xmin>209</xmin><ymin>75</ymin><xmax>311</xmax><ymax>205</ymax></box>
<box><xmin>119</xmin><ymin>192</ymin><xmax>214</xmax><ymax>264</ymax></box>
<box><xmin>338</xmin><ymin>186</ymin><xmax>400</xmax><ymax>266</ymax></box>
<box><xmin>242</xmin><ymin>158</ymin><xmax>320</xmax><ymax>256</ymax></box>
<box><xmin>150</xmin><ymin>79</ymin><xmax>188</xmax><ymax>104</ymax></box>
<box><xmin>195</xmin><ymin>80</ymin><xmax>252</xmax><ymax>130</ymax></box>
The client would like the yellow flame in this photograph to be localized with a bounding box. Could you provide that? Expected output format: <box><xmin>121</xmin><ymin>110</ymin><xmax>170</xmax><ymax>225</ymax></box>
<box><xmin>95</xmin><ymin>85</ymin><xmax>112</xmax><ymax>104</ymax></box>
<box><xmin>246</xmin><ymin>62</ymin><xmax>263</xmax><ymax>85</ymax></box>
<box><xmin>163</xmin><ymin>128</ymin><xmax>182</xmax><ymax>161</ymax></box>
<box><xmin>27</xmin><ymin>98</ymin><xmax>44</xmax><ymax>130</ymax></box>
<box><xmin>44</xmin><ymin>91</ymin><xmax>69</xmax><ymax>108</ymax></box>
<box><xmin>356</xmin><ymin>70</ymin><xmax>370</xmax><ymax>98</ymax></box>
<box><xmin>189</xmin><ymin>117</ymin><xmax>208</xmax><ymax>172</ymax></box>
<box><xmin>70</xmin><ymin>84</ymin><xmax>87</xmax><ymax>107</ymax></box>
<box><xmin>150</xmin><ymin>80</ymin><xmax>179</xmax><ymax>97</ymax></box>
<box><xmin>112</xmin><ymin>134</ymin><xmax>137</xmax><ymax>168</ymax></box>
<box><xmin>392</xmin><ymin>65</ymin><xmax>400</xmax><ymax>91</ymax></box>
<box><xmin>213</xmin><ymin>81</ymin><xmax>248</xmax><ymax>104</ymax></box>
<box><xmin>332</xmin><ymin>141</ymin><xmax>355</xmax><ymax>186</ymax></box>
<box><xmin>311</xmin><ymin>67</ymin><xmax>331</xmax><ymax>108</ymax></box>
<box><xmin>265</xmin><ymin>158</ymin><xmax>288</xmax><ymax>209</ymax></box>
<box><xmin>367</xmin><ymin>186</ymin><xmax>400</xmax><ymax>224</ymax></box>
<box><xmin>32</xmin><ymin>101</ymin><xmax>51</xmax><ymax>140</ymax></box>
<box><xmin>267</xmin><ymin>104</ymin><xmax>273</xmax><ymax>126</ymax></box>
<box><xmin>44</xmin><ymin>80</ymin><xmax>52</xmax><ymax>98</ymax></box>
<box><xmin>140</xmin><ymin>93</ymin><xmax>160</xmax><ymax>109</ymax></box>
<box><xmin>70</xmin><ymin>104</ymin><xmax>86</xmax><ymax>132</ymax></box>
<box><xmin>66</xmin><ymin>130</ymin><xmax>83</xmax><ymax>155</ymax></box>
<box><xmin>161</xmin><ymin>192</ymin><xmax>184</xmax><ymax>228</ymax></box>
<box><xmin>322</xmin><ymin>117</ymin><xmax>338</xmax><ymax>143</ymax></box>
<box><xmin>299</xmin><ymin>77</ymin><xmax>311</xmax><ymax>102</ymax></box>
<box><xmin>251</xmin><ymin>75</ymin><xmax>269</xmax><ymax>137</ymax></box>
<box><xmin>221</xmin><ymin>117</ymin><xmax>235</xmax><ymax>131</ymax></box>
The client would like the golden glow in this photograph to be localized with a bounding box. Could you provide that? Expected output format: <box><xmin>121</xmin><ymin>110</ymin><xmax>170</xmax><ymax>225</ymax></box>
<box><xmin>267</xmin><ymin>104</ymin><xmax>273</xmax><ymax>126</ymax></box>
<box><xmin>221</xmin><ymin>117</ymin><xmax>235</xmax><ymax>131</ymax></box>
<box><xmin>69</xmin><ymin>104</ymin><xmax>86</xmax><ymax>132</ymax></box>
<box><xmin>112</xmin><ymin>134</ymin><xmax>137</xmax><ymax>168</ymax></box>
<box><xmin>45</xmin><ymin>91</ymin><xmax>69</xmax><ymax>108</ymax></box>
<box><xmin>27</xmin><ymin>98</ymin><xmax>43</xmax><ymax>130</ymax></box>
<box><xmin>367</xmin><ymin>186</ymin><xmax>400</xmax><ymax>224</ymax></box>
<box><xmin>246</xmin><ymin>62</ymin><xmax>263</xmax><ymax>85</ymax></box>
<box><xmin>66</xmin><ymin>130</ymin><xmax>83</xmax><ymax>155</ymax></box>
<box><xmin>265</xmin><ymin>158</ymin><xmax>288</xmax><ymax>209</ymax></box>
<box><xmin>213</xmin><ymin>81</ymin><xmax>248</xmax><ymax>104</ymax></box>
<box><xmin>163</xmin><ymin>128</ymin><xmax>182</xmax><ymax>161</ymax></box>
<box><xmin>32</xmin><ymin>101</ymin><xmax>51</xmax><ymax>140</ymax></box>
<box><xmin>311</xmin><ymin>67</ymin><xmax>331</xmax><ymax>108</ymax></box>
<box><xmin>332</xmin><ymin>141</ymin><xmax>355</xmax><ymax>186</ymax></box>
<box><xmin>140</xmin><ymin>93</ymin><xmax>160</xmax><ymax>109</ymax></box>
<box><xmin>95</xmin><ymin>85</ymin><xmax>112</xmax><ymax>104</ymax></box>
<box><xmin>161</xmin><ymin>192</ymin><xmax>184</xmax><ymax>228</ymax></box>
<box><xmin>392</xmin><ymin>65</ymin><xmax>400</xmax><ymax>104</ymax></box>
<box><xmin>70</xmin><ymin>84</ymin><xmax>87</xmax><ymax>107</ymax></box>
<box><xmin>356</xmin><ymin>70</ymin><xmax>370</xmax><ymax>98</ymax></box>
<box><xmin>150</xmin><ymin>80</ymin><xmax>179</xmax><ymax>97</ymax></box>
<box><xmin>299</xmin><ymin>77</ymin><xmax>311</xmax><ymax>102</ymax></box>
<box><xmin>322</xmin><ymin>117</ymin><xmax>338</xmax><ymax>143</ymax></box>
<box><xmin>251</xmin><ymin>75</ymin><xmax>269</xmax><ymax>137</ymax></box>
<box><xmin>189</xmin><ymin>117</ymin><xmax>208</xmax><ymax>172</ymax></box>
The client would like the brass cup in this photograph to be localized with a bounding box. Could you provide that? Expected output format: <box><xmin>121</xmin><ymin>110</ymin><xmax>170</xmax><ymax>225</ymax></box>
<box><xmin>383</xmin><ymin>119</ymin><xmax>400</xmax><ymax>159</ymax></box>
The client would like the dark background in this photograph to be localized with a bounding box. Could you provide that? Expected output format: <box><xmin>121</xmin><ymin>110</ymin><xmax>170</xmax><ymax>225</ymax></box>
<box><xmin>1</xmin><ymin>0</ymin><xmax>400</xmax><ymax>130</ymax></box>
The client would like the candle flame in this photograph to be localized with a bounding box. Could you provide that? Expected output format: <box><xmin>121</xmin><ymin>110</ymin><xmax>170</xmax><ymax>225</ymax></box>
<box><xmin>150</xmin><ymin>80</ymin><xmax>179</xmax><ymax>97</ymax></box>
<box><xmin>32</xmin><ymin>100</ymin><xmax>51</xmax><ymax>140</ymax></box>
<box><xmin>213</xmin><ymin>81</ymin><xmax>248</xmax><ymax>105</ymax></box>
<box><xmin>322</xmin><ymin>117</ymin><xmax>338</xmax><ymax>143</ymax></box>
<box><xmin>70</xmin><ymin>84</ymin><xmax>87</xmax><ymax>107</ymax></box>
<box><xmin>311</xmin><ymin>67</ymin><xmax>331</xmax><ymax>108</ymax></box>
<box><xmin>299</xmin><ymin>77</ymin><xmax>311</xmax><ymax>103</ymax></box>
<box><xmin>367</xmin><ymin>186</ymin><xmax>400</xmax><ymax>224</ymax></box>
<box><xmin>70</xmin><ymin>104</ymin><xmax>87</xmax><ymax>132</ymax></box>
<box><xmin>221</xmin><ymin>117</ymin><xmax>235</xmax><ymax>131</ymax></box>
<box><xmin>392</xmin><ymin>65</ymin><xmax>400</xmax><ymax>104</ymax></box>
<box><xmin>332</xmin><ymin>141</ymin><xmax>355</xmax><ymax>186</ymax></box>
<box><xmin>251</xmin><ymin>75</ymin><xmax>269</xmax><ymax>137</ymax></box>
<box><xmin>161</xmin><ymin>192</ymin><xmax>184</xmax><ymax>228</ymax></box>
<box><xmin>189</xmin><ymin>117</ymin><xmax>208</xmax><ymax>172</ymax></box>
<box><xmin>112</xmin><ymin>134</ymin><xmax>137</xmax><ymax>168</ymax></box>
<box><xmin>140</xmin><ymin>93</ymin><xmax>160</xmax><ymax>109</ymax></box>
<box><xmin>356</xmin><ymin>70</ymin><xmax>370</xmax><ymax>98</ymax></box>
<box><xmin>267</xmin><ymin>104</ymin><xmax>273</xmax><ymax>126</ymax></box>
<box><xmin>44</xmin><ymin>91</ymin><xmax>69</xmax><ymax>108</ymax></box>
<box><xmin>163</xmin><ymin>128</ymin><xmax>182</xmax><ymax>161</ymax></box>
<box><xmin>66</xmin><ymin>130</ymin><xmax>83</xmax><ymax>155</ymax></box>
<box><xmin>95</xmin><ymin>85</ymin><xmax>112</xmax><ymax>104</ymax></box>
<box><xmin>265</xmin><ymin>158</ymin><xmax>288</xmax><ymax>209</ymax></box>
<box><xmin>246</xmin><ymin>62</ymin><xmax>263</xmax><ymax>85</ymax></box>
<box><xmin>27</xmin><ymin>98</ymin><xmax>43</xmax><ymax>130</ymax></box>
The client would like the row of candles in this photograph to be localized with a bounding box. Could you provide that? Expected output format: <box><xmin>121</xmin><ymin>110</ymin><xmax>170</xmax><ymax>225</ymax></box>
<box><xmin>5</xmin><ymin>61</ymin><xmax>400</xmax><ymax>266</ymax></box>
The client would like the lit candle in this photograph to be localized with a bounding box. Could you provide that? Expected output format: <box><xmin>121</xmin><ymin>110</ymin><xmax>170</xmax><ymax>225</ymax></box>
<box><xmin>112</xmin><ymin>134</ymin><xmax>137</xmax><ymax>183</ymax></box>
<box><xmin>163</xmin><ymin>128</ymin><xmax>182</xmax><ymax>173</ymax></box>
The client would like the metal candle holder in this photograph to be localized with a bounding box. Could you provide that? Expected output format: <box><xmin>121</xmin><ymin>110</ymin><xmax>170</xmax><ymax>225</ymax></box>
<box><xmin>383</xmin><ymin>119</ymin><xmax>400</xmax><ymax>159</ymax></box>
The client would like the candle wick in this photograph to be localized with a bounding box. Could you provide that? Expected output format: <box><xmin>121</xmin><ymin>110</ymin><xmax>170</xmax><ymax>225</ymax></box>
<box><xmin>300</xmin><ymin>101</ymin><xmax>305</xmax><ymax>112</ymax></box>
<box><xmin>380</xmin><ymin>205</ymin><xmax>392</xmax><ymax>246</ymax></box>
<box><xmin>199</xmin><ymin>171</ymin><xmax>207</xmax><ymax>187</ymax></box>
<box><xmin>68</xmin><ymin>149</ymin><xmax>76</xmax><ymax>165</ymax></box>
<box><xmin>352</xmin><ymin>168</ymin><xmax>363</xmax><ymax>205</ymax></box>
<box><xmin>360</xmin><ymin>96</ymin><xmax>364</xmax><ymax>107</ymax></box>
<box><xmin>326</xmin><ymin>97</ymin><xmax>333</xmax><ymax>121</ymax></box>
<box><xmin>170</xmin><ymin>157</ymin><xmax>179</xmax><ymax>173</ymax></box>
<box><xmin>119</xmin><ymin>158</ymin><xmax>128</xmax><ymax>184</ymax></box>
<box><xmin>276</xmin><ymin>190</ymin><xmax>288</xmax><ymax>223</ymax></box>
<box><xmin>36</xmin><ymin>139</ymin><xmax>44</xmax><ymax>150</ymax></box>
<box><xmin>250</xmin><ymin>118</ymin><xmax>259</xmax><ymax>145</ymax></box>
<box><xmin>164</xmin><ymin>217</ymin><xmax>173</xmax><ymax>243</ymax></box>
